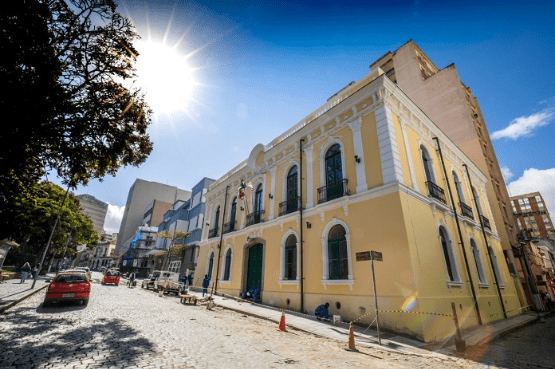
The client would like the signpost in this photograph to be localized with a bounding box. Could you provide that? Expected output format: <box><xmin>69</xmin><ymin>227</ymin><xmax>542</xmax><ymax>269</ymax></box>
<box><xmin>356</xmin><ymin>250</ymin><xmax>383</xmax><ymax>345</ymax></box>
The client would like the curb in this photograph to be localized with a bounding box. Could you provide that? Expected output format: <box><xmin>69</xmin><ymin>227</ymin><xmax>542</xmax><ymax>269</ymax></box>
<box><xmin>0</xmin><ymin>284</ymin><xmax>49</xmax><ymax>314</ymax></box>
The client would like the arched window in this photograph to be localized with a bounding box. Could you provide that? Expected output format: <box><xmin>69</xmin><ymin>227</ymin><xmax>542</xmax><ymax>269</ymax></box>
<box><xmin>223</xmin><ymin>249</ymin><xmax>232</xmax><ymax>281</ymax></box>
<box><xmin>284</xmin><ymin>234</ymin><xmax>297</xmax><ymax>280</ymax></box>
<box><xmin>229</xmin><ymin>197</ymin><xmax>237</xmax><ymax>232</ymax></box>
<box><xmin>214</xmin><ymin>206</ymin><xmax>221</xmax><ymax>229</ymax></box>
<box><xmin>328</xmin><ymin>224</ymin><xmax>348</xmax><ymax>280</ymax></box>
<box><xmin>472</xmin><ymin>186</ymin><xmax>483</xmax><ymax>216</ymax></box>
<box><xmin>439</xmin><ymin>226</ymin><xmax>460</xmax><ymax>283</ymax></box>
<box><xmin>452</xmin><ymin>171</ymin><xmax>465</xmax><ymax>203</ymax></box>
<box><xmin>470</xmin><ymin>239</ymin><xmax>487</xmax><ymax>285</ymax></box>
<box><xmin>488</xmin><ymin>244</ymin><xmax>505</xmax><ymax>287</ymax></box>
<box><xmin>208</xmin><ymin>252</ymin><xmax>214</xmax><ymax>278</ymax></box>
<box><xmin>325</xmin><ymin>145</ymin><xmax>344</xmax><ymax>201</ymax></box>
<box><xmin>421</xmin><ymin>146</ymin><xmax>435</xmax><ymax>184</ymax></box>
<box><xmin>286</xmin><ymin>166</ymin><xmax>298</xmax><ymax>213</ymax></box>
<box><xmin>254</xmin><ymin>184</ymin><xmax>263</xmax><ymax>213</ymax></box>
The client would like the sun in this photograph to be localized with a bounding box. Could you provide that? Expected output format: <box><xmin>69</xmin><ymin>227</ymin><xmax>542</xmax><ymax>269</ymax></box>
<box><xmin>134</xmin><ymin>40</ymin><xmax>196</xmax><ymax>116</ymax></box>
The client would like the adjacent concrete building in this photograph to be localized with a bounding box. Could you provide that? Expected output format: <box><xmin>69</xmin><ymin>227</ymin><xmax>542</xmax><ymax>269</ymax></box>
<box><xmin>76</xmin><ymin>194</ymin><xmax>109</xmax><ymax>235</ymax></box>
<box><xmin>511</xmin><ymin>192</ymin><xmax>555</xmax><ymax>241</ymax></box>
<box><xmin>115</xmin><ymin>179</ymin><xmax>191</xmax><ymax>256</ymax></box>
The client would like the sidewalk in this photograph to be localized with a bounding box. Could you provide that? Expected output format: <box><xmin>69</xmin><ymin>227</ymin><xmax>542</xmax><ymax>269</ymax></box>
<box><xmin>0</xmin><ymin>275</ymin><xmax>51</xmax><ymax>313</ymax></box>
<box><xmin>181</xmin><ymin>287</ymin><xmax>546</xmax><ymax>357</ymax></box>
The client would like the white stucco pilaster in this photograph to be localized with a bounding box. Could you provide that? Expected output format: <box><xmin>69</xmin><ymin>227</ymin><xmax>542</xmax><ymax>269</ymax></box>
<box><xmin>349</xmin><ymin>117</ymin><xmax>367</xmax><ymax>193</ymax></box>
<box><xmin>305</xmin><ymin>145</ymin><xmax>314</xmax><ymax>209</ymax></box>
<box><xmin>400</xmin><ymin>118</ymin><xmax>419</xmax><ymax>191</ymax></box>
<box><xmin>375</xmin><ymin>104</ymin><xmax>404</xmax><ymax>185</ymax></box>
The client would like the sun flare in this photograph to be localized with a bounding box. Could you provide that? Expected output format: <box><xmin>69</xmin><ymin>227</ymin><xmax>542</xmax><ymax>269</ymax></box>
<box><xmin>134</xmin><ymin>40</ymin><xmax>196</xmax><ymax>116</ymax></box>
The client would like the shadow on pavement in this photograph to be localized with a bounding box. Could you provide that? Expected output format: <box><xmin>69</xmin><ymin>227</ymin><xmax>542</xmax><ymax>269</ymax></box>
<box><xmin>0</xmin><ymin>308</ymin><xmax>155</xmax><ymax>368</ymax></box>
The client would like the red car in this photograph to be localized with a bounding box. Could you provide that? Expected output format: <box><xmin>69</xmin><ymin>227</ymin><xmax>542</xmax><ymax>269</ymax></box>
<box><xmin>43</xmin><ymin>271</ymin><xmax>91</xmax><ymax>307</ymax></box>
<box><xmin>102</xmin><ymin>270</ymin><xmax>120</xmax><ymax>285</ymax></box>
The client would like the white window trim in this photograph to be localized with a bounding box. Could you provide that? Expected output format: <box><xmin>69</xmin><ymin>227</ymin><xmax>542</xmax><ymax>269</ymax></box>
<box><xmin>488</xmin><ymin>244</ymin><xmax>505</xmax><ymax>288</ymax></box>
<box><xmin>420</xmin><ymin>144</ymin><xmax>437</xmax><ymax>184</ymax></box>
<box><xmin>437</xmin><ymin>224</ymin><xmax>461</xmax><ymax>285</ymax></box>
<box><xmin>279</xmin><ymin>230</ymin><xmax>300</xmax><ymax>287</ymax></box>
<box><xmin>281</xmin><ymin>161</ymin><xmax>300</xmax><ymax>210</ymax></box>
<box><xmin>470</xmin><ymin>237</ymin><xmax>488</xmax><ymax>286</ymax></box>
<box><xmin>220</xmin><ymin>244</ymin><xmax>233</xmax><ymax>282</ymax></box>
<box><xmin>319</xmin><ymin>138</ymin><xmax>347</xmax><ymax>189</ymax></box>
<box><xmin>205</xmin><ymin>248</ymin><xmax>215</xmax><ymax>277</ymax></box>
<box><xmin>321</xmin><ymin>219</ymin><xmax>354</xmax><ymax>290</ymax></box>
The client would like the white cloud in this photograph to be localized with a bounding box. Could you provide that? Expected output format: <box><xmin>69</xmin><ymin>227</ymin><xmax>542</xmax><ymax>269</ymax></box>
<box><xmin>237</xmin><ymin>103</ymin><xmax>249</xmax><ymax>120</ymax></box>
<box><xmin>491</xmin><ymin>107</ymin><xmax>554</xmax><ymax>140</ymax></box>
<box><xmin>103</xmin><ymin>204</ymin><xmax>125</xmax><ymax>235</ymax></box>
<box><xmin>507</xmin><ymin>168</ymin><xmax>555</xmax><ymax>217</ymax></box>
<box><xmin>500</xmin><ymin>166</ymin><xmax>514</xmax><ymax>182</ymax></box>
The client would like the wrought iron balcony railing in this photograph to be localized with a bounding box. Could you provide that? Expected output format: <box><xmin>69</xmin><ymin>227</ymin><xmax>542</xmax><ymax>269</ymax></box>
<box><xmin>480</xmin><ymin>215</ymin><xmax>491</xmax><ymax>230</ymax></box>
<box><xmin>317</xmin><ymin>179</ymin><xmax>348</xmax><ymax>204</ymax></box>
<box><xmin>246</xmin><ymin>210</ymin><xmax>264</xmax><ymax>227</ymax></box>
<box><xmin>426</xmin><ymin>181</ymin><xmax>446</xmax><ymax>204</ymax></box>
<box><xmin>459</xmin><ymin>202</ymin><xmax>474</xmax><ymax>219</ymax></box>
<box><xmin>208</xmin><ymin>227</ymin><xmax>219</xmax><ymax>239</ymax></box>
<box><xmin>279</xmin><ymin>196</ymin><xmax>300</xmax><ymax>216</ymax></box>
<box><xmin>223</xmin><ymin>221</ymin><xmax>236</xmax><ymax>234</ymax></box>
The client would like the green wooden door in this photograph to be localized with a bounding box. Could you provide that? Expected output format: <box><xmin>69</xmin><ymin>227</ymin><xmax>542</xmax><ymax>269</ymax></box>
<box><xmin>246</xmin><ymin>244</ymin><xmax>263</xmax><ymax>292</ymax></box>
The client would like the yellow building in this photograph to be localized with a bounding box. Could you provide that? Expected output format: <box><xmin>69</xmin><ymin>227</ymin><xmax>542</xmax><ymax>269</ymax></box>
<box><xmin>196</xmin><ymin>67</ymin><xmax>521</xmax><ymax>343</ymax></box>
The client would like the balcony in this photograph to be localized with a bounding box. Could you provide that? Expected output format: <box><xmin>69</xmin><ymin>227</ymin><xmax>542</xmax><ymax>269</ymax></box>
<box><xmin>426</xmin><ymin>181</ymin><xmax>446</xmax><ymax>204</ymax></box>
<box><xmin>246</xmin><ymin>210</ymin><xmax>265</xmax><ymax>227</ymax></box>
<box><xmin>208</xmin><ymin>227</ymin><xmax>219</xmax><ymax>239</ymax></box>
<box><xmin>459</xmin><ymin>202</ymin><xmax>473</xmax><ymax>219</ymax></box>
<box><xmin>279</xmin><ymin>196</ymin><xmax>300</xmax><ymax>216</ymax></box>
<box><xmin>223</xmin><ymin>221</ymin><xmax>236</xmax><ymax>234</ymax></box>
<box><xmin>480</xmin><ymin>215</ymin><xmax>492</xmax><ymax>230</ymax></box>
<box><xmin>317</xmin><ymin>179</ymin><xmax>348</xmax><ymax>204</ymax></box>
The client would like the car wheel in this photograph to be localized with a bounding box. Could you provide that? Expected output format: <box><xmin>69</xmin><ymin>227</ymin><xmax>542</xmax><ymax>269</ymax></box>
<box><xmin>42</xmin><ymin>300</ymin><xmax>51</xmax><ymax>308</ymax></box>
<box><xmin>83</xmin><ymin>299</ymin><xmax>89</xmax><ymax>306</ymax></box>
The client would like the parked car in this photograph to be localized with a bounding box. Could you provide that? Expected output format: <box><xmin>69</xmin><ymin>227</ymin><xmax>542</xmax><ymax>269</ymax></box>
<box><xmin>73</xmin><ymin>267</ymin><xmax>92</xmax><ymax>280</ymax></box>
<box><xmin>141</xmin><ymin>270</ymin><xmax>161</xmax><ymax>290</ymax></box>
<box><xmin>154</xmin><ymin>271</ymin><xmax>182</xmax><ymax>295</ymax></box>
<box><xmin>43</xmin><ymin>271</ymin><xmax>91</xmax><ymax>307</ymax></box>
<box><xmin>102</xmin><ymin>269</ymin><xmax>120</xmax><ymax>285</ymax></box>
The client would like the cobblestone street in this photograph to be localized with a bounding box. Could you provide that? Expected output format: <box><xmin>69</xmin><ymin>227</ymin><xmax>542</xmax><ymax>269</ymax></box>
<box><xmin>0</xmin><ymin>272</ymin><xmax>548</xmax><ymax>369</ymax></box>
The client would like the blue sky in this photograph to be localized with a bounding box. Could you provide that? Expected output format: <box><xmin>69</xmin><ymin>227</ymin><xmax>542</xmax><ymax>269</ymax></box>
<box><xmin>54</xmin><ymin>0</ymin><xmax>555</xmax><ymax>233</ymax></box>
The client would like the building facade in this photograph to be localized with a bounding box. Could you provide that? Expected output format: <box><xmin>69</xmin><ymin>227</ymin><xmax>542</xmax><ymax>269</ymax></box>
<box><xmin>369</xmin><ymin>41</ymin><xmax>526</xmax><ymax>306</ymax></box>
<box><xmin>90</xmin><ymin>236</ymin><xmax>117</xmax><ymax>270</ymax></box>
<box><xmin>511</xmin><ymin>192</ymin><xmax>555</xmax><ymax>241</ymax></box>
<box><xmin>115</xmin><ymin>179</ymin><xmax>191</xmax><ymax>256</ymax></box>
<box><xmin>152</xmin><ymin>177</ymin><xmax>215</xmax><ymax>276</ymax></box>
<box><xmin>76</xmin><ymin>194</ymin><xmax>109</xmax><ymax>235</ymax></box>
<box><xmin>196</xmin><ymin>67</ymin><xmax>521</xmax><ymax>342</ymax></box>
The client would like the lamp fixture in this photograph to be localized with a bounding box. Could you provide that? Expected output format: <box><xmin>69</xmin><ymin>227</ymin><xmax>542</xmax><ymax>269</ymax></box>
<box><xmin>269</xmin><ymin>193</ymin><xmax>273</xmax><ymax>199</ymax></box>
<box><xmin>241</xmin><ymin>206</ymin><xmax>245</xmax><ymax>211</ymax></box>
<box><xmin>354</xmin><ymin>155</ymin><xmax>361</xmax><ymax>163</ymax></box>
<box><xmin>306</xmin><ymin>221</ymin><xmax>311</xmax><ymax>229</ymax></box>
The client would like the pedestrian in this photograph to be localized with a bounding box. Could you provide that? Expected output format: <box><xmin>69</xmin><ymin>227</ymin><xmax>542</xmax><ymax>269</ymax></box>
<box><xmin>542</xmin><ymin>292</ymin><xmax>553</xmax><ymax>311</ymax></box>
<box><xmin>129</xmin><ymin>270</ymin><xmax>136</xmax><ymax>288</ymax></box>
<box><xmin>20</xmin><ymin>262</ymin><xmax>31</xmax><ymax>283</ymax></box>
<box><xmin>32</xmin><ymin>265</ymin><xmax>38</xmax><ymax>279</ymax></box>
<box><xmin>188</xmin><ymin>273</ymin><xmax>193</xmax><ymax>287</ymax></box>
<box><xmin>202</xmin><ymin>274</ymin><xmax>210</xmax><ymax>297</ymax></box>
<box><xmin>315</xmin><ymin>302</ymin><xmax>330</xmax><ymax>320</ymax></box>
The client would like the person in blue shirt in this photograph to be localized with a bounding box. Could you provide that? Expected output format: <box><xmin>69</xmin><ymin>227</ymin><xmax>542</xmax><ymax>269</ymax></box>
<box><xmin>315</xmin><ymin>303</ymin><xmax>330</xmax><ymax>320</ymax></box>
<box><xmin>202</xmin><ymin>275</ymin><xmax>210</xmax><ymax>296</ymax></box>
<box><xmin>188</xmin><ymin>273</ymin><xmax>193</xmax><ymax>286</ymax></box>
<box><xmin>245</xmin><ymin>285</ymin><xmax>260</xmax><ymax>302</ymax></box>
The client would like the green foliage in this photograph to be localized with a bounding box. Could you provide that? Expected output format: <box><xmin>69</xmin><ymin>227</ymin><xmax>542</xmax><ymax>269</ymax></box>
<box><xmin>0</xmin><ymin>0</ymin><xmax>152</xmax><ymax>237</ymax></box>
<box><xmin>5</xmin><ymin>182</ymin><xmax>97</xmax><ymax>265</ymax></box>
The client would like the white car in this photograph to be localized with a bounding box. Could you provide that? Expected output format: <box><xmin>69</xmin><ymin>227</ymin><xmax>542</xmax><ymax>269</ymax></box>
<box><xmin>70</xmin><ymin>268</ymin><xmax>92</xmax><ymax>280</ymax></box>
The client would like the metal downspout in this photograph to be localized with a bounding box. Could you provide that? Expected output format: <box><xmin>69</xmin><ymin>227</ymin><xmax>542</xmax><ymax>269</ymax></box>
<box><xmin>434</xmin><ymin>137</ymin><xmax>482</xmax><ymax>325</ymax></box>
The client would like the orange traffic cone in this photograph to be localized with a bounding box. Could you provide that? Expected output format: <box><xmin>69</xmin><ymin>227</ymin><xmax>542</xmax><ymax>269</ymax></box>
<box><xmin>345</xmin><ymin>322</ymin><xmax>358</xmax><ymax>352</ymax></box>
<box><xmin>278</xmin><ymin>309</ymin><xmax>287</xmax><ymax>332</ymax></box>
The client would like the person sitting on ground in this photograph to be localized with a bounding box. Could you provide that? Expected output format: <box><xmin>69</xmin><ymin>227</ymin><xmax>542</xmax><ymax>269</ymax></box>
<box><xmin>202</xmin><ymin>275</ymin><xmax>210</xmax><ymax>297</ymax></box>
<box><xmin>242</xmin><ymin>285</ymin><xmax>260</xmax><ymax>303</ymax></box>
<box><xmin>315</xmin><ymin>303</ymin><xmax>330</xmax><ymax>320</ymax></box>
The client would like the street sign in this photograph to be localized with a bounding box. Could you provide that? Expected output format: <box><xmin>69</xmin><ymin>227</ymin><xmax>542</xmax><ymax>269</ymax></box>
<box><xmin>371</xmin><ymin>251</ymin><xmax>383</xmax><ymax>261</ymax></box>
<box><xmin>356</xmin><ymin>251</ymin><xmax>371</xmax><ymax>261</ymax></box>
